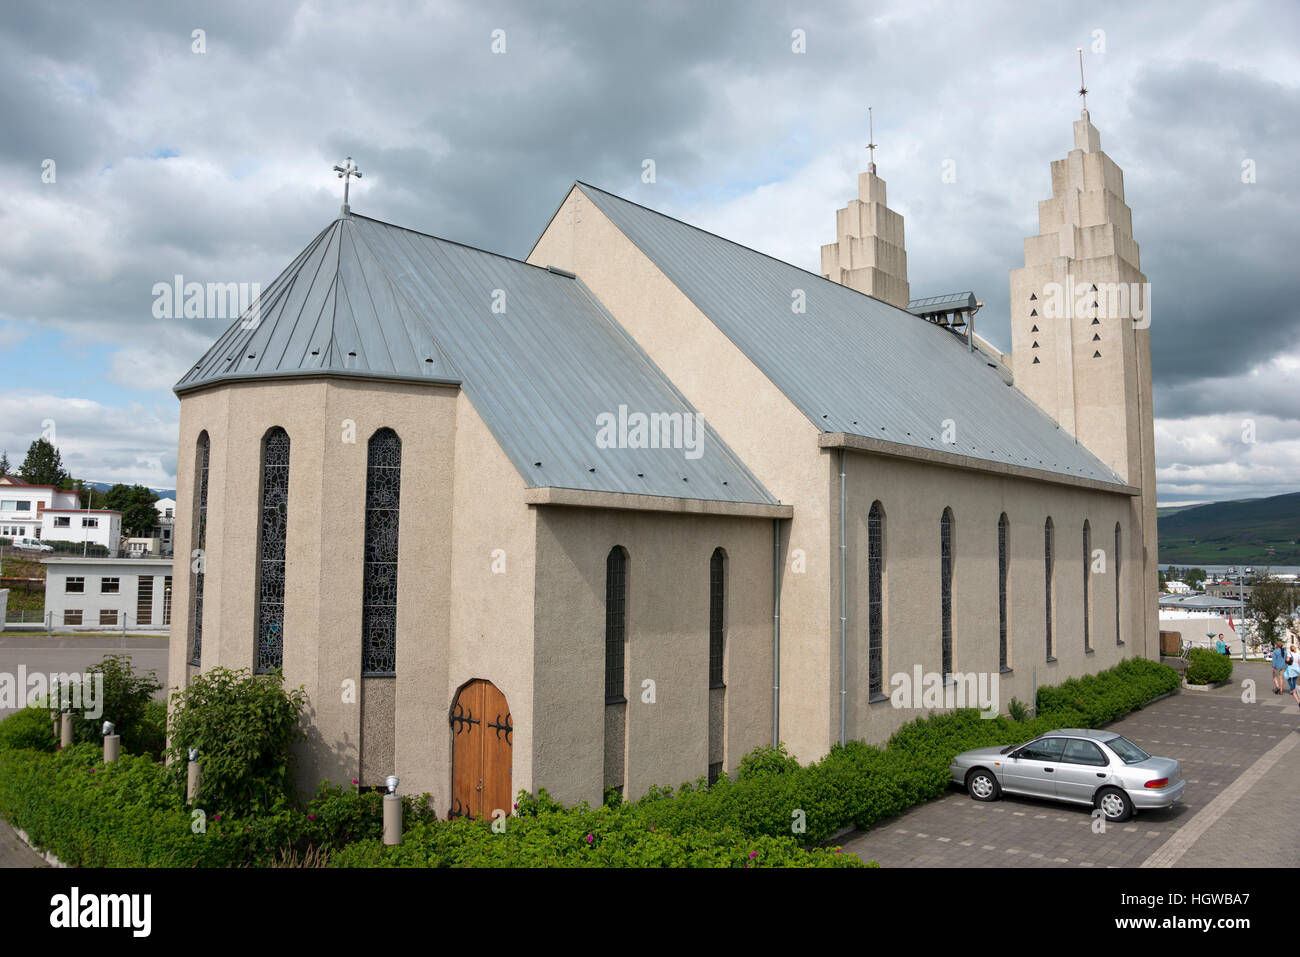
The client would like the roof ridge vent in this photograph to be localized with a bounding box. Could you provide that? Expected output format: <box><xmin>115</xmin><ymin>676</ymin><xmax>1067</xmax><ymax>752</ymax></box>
<box><xmin>546</xmin><ymin>265</ymin><xmax>576</xmax><ymax>279</ymax></box>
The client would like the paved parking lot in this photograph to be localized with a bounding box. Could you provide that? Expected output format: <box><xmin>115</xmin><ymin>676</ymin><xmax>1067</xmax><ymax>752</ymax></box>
<box><xmin>840</xmin><ymin>661</ymin><xmax>1299</xmax><ymax>868</ymax></box>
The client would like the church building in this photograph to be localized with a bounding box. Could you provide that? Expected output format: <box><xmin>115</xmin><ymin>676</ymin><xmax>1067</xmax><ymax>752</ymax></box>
<box><xmin>167</xmin><ymin>106</ymin><xmax>1157</xmax><ymax>818</ymax></box>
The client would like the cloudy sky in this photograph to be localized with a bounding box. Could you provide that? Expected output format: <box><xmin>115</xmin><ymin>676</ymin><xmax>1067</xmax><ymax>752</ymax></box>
<box><xmin>0</xmin><ymin>0</ymin><xmax>1296</xmax><ymax>504</ymax></box>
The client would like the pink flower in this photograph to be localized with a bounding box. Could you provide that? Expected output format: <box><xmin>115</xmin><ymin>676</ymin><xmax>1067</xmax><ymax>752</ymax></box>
<box><xmin>307</xmin><ymin>814</ymin><xmax>316</xmax><ymax>821</ymax></box>
<box><xmin>585</xmin><ymin>834</ymin><xmax>594</xmax><ymax>844</ymax></box>
<box><xmin>352</xmin><ymin>778</ymin><xmax>359</xmax><ymax>785</ymax></box>
<box><xmin>749</xmin><ymin>851</ymin><xmax>757</xmax><ymax>859</ymax></box>
<box><xmin>513</xmin><ymin>803</ymin><xmax>518</xmax><ymax>810</ymax></box>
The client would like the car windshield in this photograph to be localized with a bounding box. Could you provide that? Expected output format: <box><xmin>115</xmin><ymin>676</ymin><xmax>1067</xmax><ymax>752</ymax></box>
<box><xmin>1104</xmin><ymin>736</ymin><xmax>1150</xmax><ymax>764</ymax></box>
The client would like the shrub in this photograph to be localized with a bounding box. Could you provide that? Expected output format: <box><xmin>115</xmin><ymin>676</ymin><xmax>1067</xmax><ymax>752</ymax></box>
<box><xmin>166</xmin><ymin>667</ymin><xmax>307</xmax><ymax>815</ymax></box>
<box><xmin>1185</xmin><ymin>648</ymin><xmax>1233</xmax><ymax>685</ymax></box>
<box><xmin>1007</xmin><ymin>697</ymin><xmax>1029</xmax><ymax>722</ymax></box>
<box><xmin>57</xmin><ymin>654</ymin><xmax>164</xmax><ymax>753</ymax></box>
<box><xmin>0</xmin><ymin>707</ymin><xmax>57</xmax><ymax>753</ymax></box>
<box><xmin>735</xmin><ymin>742</ymin><xmax>802</xmax><ymax>780</ymax></box>
<box><xmin>330</xmin><ymin>809</ymin><xmax>865</xmax><ymax>868</ymax></box>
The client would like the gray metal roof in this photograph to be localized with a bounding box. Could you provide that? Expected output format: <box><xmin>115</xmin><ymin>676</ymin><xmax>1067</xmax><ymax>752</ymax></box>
<box><xmin>577</xmin><ymin>183</ymin><xmax>1127</xmax><ymax>487</ymax></box>
<box><xmin>176</xmin><ymin>213</ymin><xmax>779</xmax><ymax>507</ymax></box>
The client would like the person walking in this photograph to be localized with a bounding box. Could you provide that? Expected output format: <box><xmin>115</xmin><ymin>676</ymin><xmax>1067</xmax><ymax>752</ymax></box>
<box><xmin>1273</xmin><ymin>641</ymin><xmax>1288</xmax><ymax>695</ymax></box>
<box><xmin>1286</xmin><ymin>643</ymin><xmax>1300</xmax><ymax>710</ymax></box>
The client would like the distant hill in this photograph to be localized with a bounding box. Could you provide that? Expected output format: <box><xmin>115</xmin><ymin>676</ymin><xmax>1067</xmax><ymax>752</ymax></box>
<box><xmin>1157</xmin><ymin>491</ymin><xmax>1300</xmax><ymax>564</ymax></box>
<box><xmin>82</xmin><ymin>481</ymin><xmax>176</xmax><ymax>500</ymax></box>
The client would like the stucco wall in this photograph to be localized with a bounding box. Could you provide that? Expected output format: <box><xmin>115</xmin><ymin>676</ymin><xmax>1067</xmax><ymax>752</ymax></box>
<box><xmin>837</xmin><ymin>447</ymin><xmax>1140</xmax><ymax>745</ymax></box>
<box><xmin>532</xmin><ymin>506</ymin><xmax>773</xmax><ymax>806</ymax></box>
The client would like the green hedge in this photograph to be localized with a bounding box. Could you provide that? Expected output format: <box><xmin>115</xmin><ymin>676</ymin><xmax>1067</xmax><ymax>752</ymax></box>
<box><xmin>0</xmin><ymin>656</ymin><xmax>1179</xmax><ymax>867</ymax></box>
<box><xmin>0</xmin><ymin>742</ymin><xmax>439</xmax><ymax>867</ymax></box>
<box><xmin>1185</xmin><ymin>648</ymin><xmax>1233</xmax><ymax>685</ymax></box>
<box><xmin>331</xmin><ymin>803</ymin><xmax>863</xmax><ymax>868</ymax></box>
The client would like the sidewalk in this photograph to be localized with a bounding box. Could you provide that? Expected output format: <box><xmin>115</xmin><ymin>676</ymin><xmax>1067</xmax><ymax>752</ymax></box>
<box><xmin>0</xmin><ymin>819</ymin><xmax>46</xmax><ymax>868</ymax></box>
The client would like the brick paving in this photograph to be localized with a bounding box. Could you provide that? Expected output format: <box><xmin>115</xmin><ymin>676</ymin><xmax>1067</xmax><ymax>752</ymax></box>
<box><xmin>840</xmin><ymin>661</ymin><xmax>1299</xmax><ymax>867</ymax></box>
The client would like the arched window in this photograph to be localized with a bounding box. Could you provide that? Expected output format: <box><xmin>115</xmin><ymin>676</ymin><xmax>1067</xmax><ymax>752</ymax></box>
<box><xmin>255</xmin><ymin>427</ymin><xmax>290</xmax><ymax>673</ymax></box>
<box><xmin>361</xmin><ymin>428</ymin><xmax>401</xmax><ymax>676</ymax></box>
<box><xmin>868</xmin><ymin>502</ymin><xmax>885</xmax><ymax>696</ymax></box>
<box><xmin>1114</xmin><ymin>522</ymin><xmax>1123</xmax><ymax>645</ymax></box>
<box><xmin>1082</xmin><ymin>520</ymin><xmax>1092</xmax><ymax>653</ymax></box>
<box><xmin>998</xmin><ymin>513</ymin><xmax>1009</xmax><ymax>671</ymax></box>
<box><xmin>941</xmin><ymin>508</ymin><xmax>954</xmax><ymax>678</ymax></box>
<box><xmin>188</xmin><ymin>431</ymin><xmax>210</xmax><ymax>666</ymax></box>
<box><xmin>1044</xmin><ymin>517</ymin><xmax>1055</xmax><ymax>660</ymax></box>
<box><xmin>709</xmin><ymin>548</ymin><xmax>726</xmax><ymax>688</ymax></box>
<box><xmin>605</xmin><ymin>547</ymin><xmax>627</xmax><ymax>703</ymax></box>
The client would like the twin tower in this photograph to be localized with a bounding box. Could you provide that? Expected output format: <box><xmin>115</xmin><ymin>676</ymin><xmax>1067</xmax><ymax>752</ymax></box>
<box><xmin>821</xmin><ymin>107</ymin><xmax>1158</xmax><ymax>626</ymax></box>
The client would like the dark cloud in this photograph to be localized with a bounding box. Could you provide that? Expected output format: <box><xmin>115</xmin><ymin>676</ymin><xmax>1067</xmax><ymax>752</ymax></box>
<box><xmin>0</xmin><ymin>0</ymin><xmax>1295</xmax><ymax>503</ymax></box>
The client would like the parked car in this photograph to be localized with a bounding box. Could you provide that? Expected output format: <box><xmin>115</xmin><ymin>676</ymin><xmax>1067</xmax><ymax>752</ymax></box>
<box><xmin>949</xmin><ymin>729</ymin><xmax>1185</xmax><ymax>822</ymax></box>
<box><xmin>11</xmin><ymin>536</ymin><xmax>53</xmax><ymax>553</ymax></box>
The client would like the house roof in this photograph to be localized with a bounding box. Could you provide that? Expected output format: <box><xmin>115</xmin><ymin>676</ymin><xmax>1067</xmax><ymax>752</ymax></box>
<box><xmin>175</xmin><ymin>212</ymin><xmax>780</xmax><ymax>508</ymax></box>
<box><xmin>575</xmin><ymin>183</ymin><xmax>1128</xmax><ymax>489</ymax></box>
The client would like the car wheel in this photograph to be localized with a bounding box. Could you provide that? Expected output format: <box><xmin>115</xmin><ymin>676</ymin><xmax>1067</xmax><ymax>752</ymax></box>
<box><xmin>1096</xmin><ymin>787</ymin><xmax>1133</xmax><ymax>822</ymax></box>
<box><xmin>966</xmin><ymin>768</ymin><xmax>1001</xmax><ymax>802</ymax></box>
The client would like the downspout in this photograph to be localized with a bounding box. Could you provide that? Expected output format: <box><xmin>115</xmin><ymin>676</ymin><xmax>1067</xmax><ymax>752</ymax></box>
<box><xmin>839</xmin><ymin>448</ymin><xmax>847</xmax><ymax>748</ymax></box>
<box><xmin>772</xmin><ymin>517</ymin><xmax>781</xmax><ymax>749</ymax></box>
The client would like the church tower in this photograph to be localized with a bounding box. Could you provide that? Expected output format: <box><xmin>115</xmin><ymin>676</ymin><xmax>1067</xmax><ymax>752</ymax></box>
<box><xmin>1008</xmin><ymin>102</ymin><xmax>1159</xmax><ymax>656</ymax></box>
<box><xmin>821</xmin><ymin>112</ymin><xmax>910</xmax><ymax>308</ymax></box>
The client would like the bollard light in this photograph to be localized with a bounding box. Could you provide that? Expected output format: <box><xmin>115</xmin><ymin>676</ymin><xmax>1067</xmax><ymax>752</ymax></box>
<box><xmin>102</xmin><ymin>720</ymin><xmax>115</xmax><ymax>736</ymax></box>
<box><xmin>189</xmin><ymin>747</ymin><xmax>199</xmax><ymax>762</ymax></box>
<box><xmin>383</xmin><ymin>774</ymin><xmax>403</xmax><ymax>846</ymax></box>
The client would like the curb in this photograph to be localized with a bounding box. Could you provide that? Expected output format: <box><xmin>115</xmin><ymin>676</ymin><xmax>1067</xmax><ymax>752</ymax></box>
<box><xmin>11</xmin><ymin>826</ymin><xmax>67</xmax><ymax>868</ymax></box>
<box><xmin>1181</xmin><ymin>679</ymin><xmax>1231</xmax><ymax>692</ymax></box>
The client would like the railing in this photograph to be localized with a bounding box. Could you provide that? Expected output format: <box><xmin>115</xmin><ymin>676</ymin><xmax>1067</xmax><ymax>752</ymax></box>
<box><xmin>1</xmin><ymin>611</ymin><xmax>169</xmax><ymax>634</ymax></box>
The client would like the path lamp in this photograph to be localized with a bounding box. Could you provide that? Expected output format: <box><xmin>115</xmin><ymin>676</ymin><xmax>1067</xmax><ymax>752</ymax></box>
<box><xmin>383</xmin><ymin>775</ymin><xmax>402</xmax><ymax>846</ymax></box>
<box><xmin>102</xmin><ymin>720</ymin><xmax>119</xmax><ymax>764</ymax></box>
<box><xmin>186</xmin><ymin>747</ymin><xmax>201</xmax><ymax>803</ymax></box>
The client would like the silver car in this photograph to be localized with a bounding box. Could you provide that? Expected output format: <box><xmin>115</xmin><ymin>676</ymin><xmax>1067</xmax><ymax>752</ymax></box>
<box><xmin>949</xmin><ymin>729</ymin><xmax>1186</xmax><ymax>822</ymax></box>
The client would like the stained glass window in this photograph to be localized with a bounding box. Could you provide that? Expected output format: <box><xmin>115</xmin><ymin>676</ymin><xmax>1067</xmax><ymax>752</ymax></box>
<box><xmin>362</xmin><ymin>429</ymin><xmax>401</xmax><ymax>676</ymax></box>
<box><xmin>868</xmin><ymin>502</ymin><xmax>884</xmax><ymax>696</ymax></box>
<box><xmin>255</xmin><ymin>427</ymin><xmax>289</xmax><ymax>673</ymax></box>
<box><xmin>941</xmin><ymin>508</ymin><xmax>953</xmax><ymax>679</ymax></box>
<box><xmin>998</xmin><ymin>513</ymin><xmax>1009</xmax><ymax>671</ymax></box>
<box><xmin>1044</xmin><ymin>518</ymin><xmax>1055</xmax><ymax>660</ymax></box>
<box><xmin>605</xmin><ymin>547</ymin><xmax>627</xmax><ymax>703</ymax></box>
<box><xmin>709</xmin><ymin>548</ymin><xmax>725</xmax><ymax>688</ymax></box>
<box><xmin>189</xmin><ymin>432</ymin><xmax>209</xmax><ymax>665</ymax></box>
<box><xmin>1083</xmin><ymin>520</ymin><xmax>1092</xmax><ymax>653</ymax></box>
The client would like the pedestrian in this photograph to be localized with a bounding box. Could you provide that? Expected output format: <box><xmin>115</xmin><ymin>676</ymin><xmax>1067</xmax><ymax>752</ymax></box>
<box><xmin>1216</xmin><ymin>634</ymin><xmax>1228</xmax><ymax>655</ymax></box>
<box><xmin>1272</xmin><ymin>641</ymin><xmax>1287</xmax><ymax>695</ymax></box>
<box><xmin>1287</xmin><ymin>644</ymin><xmax>1300</xmax><ymax>710</ymax></box>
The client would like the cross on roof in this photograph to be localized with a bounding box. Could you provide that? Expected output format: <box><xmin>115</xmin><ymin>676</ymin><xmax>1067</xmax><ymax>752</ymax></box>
<box><xmin>333</xmin><ymin>156</ymin><xmax>362</xmax><ymax>212</ymax></box>
<box><xmin>866</xmin><ymin>106</ymin><xmax>877</xmax><ymax>174</ymax></box>
<box><xmin>1076</xmin><ymin>47</ymin><xmax>1088</xmax><ymax>111</ymax></box>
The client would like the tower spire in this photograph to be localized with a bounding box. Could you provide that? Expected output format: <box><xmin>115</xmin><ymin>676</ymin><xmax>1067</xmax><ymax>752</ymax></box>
<box><xmin>866</xmin><ymin>106</ymin><xmax>877</xmax><ymax>174</ymax></box>
<box><xmin>1076</xmin><ymin>47</ymin><xmax>1088</xmax><ymax>113</ymax></box>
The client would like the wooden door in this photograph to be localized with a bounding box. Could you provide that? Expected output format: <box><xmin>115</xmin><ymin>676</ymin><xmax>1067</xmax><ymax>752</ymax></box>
<box><xmin>449</xmin><ymin>679</ymin><xmax>512</xmax><ymax>820</ymax></box>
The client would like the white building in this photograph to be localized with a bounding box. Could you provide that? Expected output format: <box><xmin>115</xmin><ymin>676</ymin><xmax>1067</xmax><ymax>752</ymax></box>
<box><xmin>0</xmin><ymin>477</ymin><xmax>81</xmax><ymax>541</ymax></box>
<box><xmin>42</xmin><ymin>557</ymin><xmax>173</xmax><ymax>630</ymax></box>
<box><xmin>39</xmin><ymin>509</ymin><xmax>122</xmax><ymax>556</ymax></box>
<box><xmin>153</xmin><ymin>497</ymin><xmax>175</xmax><ymax>556</ymax></box>
<box><xmin>1164</xmin><ymin>580</ymin><xmax>1192</xmax><ymax>594</ymax></box>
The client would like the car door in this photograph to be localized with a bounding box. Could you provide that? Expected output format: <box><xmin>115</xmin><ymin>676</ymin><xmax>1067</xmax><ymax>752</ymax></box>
<box><xmin>1055</xmin><ymin>738</ymin><xmax>1113</xmax><ymax>804</ymax></box>
<box><xmin>1001</xmin><ymin>737</ymin><xmax>1066</xmax><ymax>798</ymax></box>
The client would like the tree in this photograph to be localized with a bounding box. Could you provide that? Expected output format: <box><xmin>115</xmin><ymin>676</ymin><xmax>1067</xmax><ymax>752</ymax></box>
<box><xmin>0</xmin><ymin>450</ymin><xmax>9</xmax><ymax>476</ymax></box>
<box><xmin>1247</xmin><ymin>574</ymin><xmax>1298</xmax><ymax>650</ymax></box>
<box><xmin>102</xmin><ymin>484</ymin><xmax>160</xmax><ymax>537</ymax></box>
<box><xmin>18</xmin><ymin>438</ymin><xmax>69</xmax><ymax>487</ymax></box>
<box><xmin>1185</xmin><ymin>567</ymin><xmax>1207</xmax><ymax>590</ymax></box>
